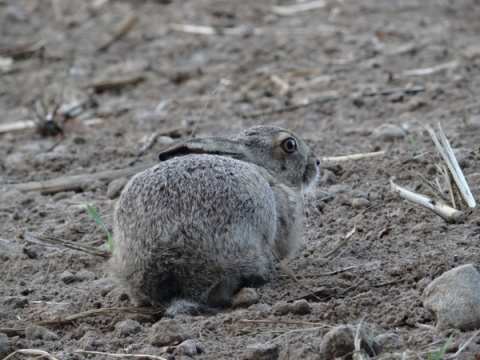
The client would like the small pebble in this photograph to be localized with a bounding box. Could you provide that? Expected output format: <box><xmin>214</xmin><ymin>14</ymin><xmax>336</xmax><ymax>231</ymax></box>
<box><xmin>328</xmin><ymin>184</ymin><xmax>351</xmax><ymax>195</ymax></box>
<box><xmin>4</xmin><ymin>296</ymin><xmax>28</xmax><ymax>309</ymax></box>
<box><xmin>272</xmin><ymin>301</ymin><xmax>291</xmax><ymax>316</ymax></box>
<box><xmin>244</xmin><ymin>343</ymin><xmax>278</xmax><ymax>360</ymax></box>
<box><xmin>375</xmin><ymin>332</ymin><xmax>404</xmax><ymax>350</ymax></box>
<box><xmin>157</xmin><ymin>136</ymin><xmax>174</xmax><ymax>146</ymax></box>
<box><xmin>174</xmin><ymin>339</ymin><xmax>198</xmax><ymax>357</ymax></box>
<box><xmin>115</xmin><ymin>319</ymin><xmax>141</xmax><ymax>337</ymax></box>
<box><xmin>148</xmin><ymin>319</ymin><xmax>192</xmax><ymax>347</ymax></box>
<box><xmin>372</xmin><ymin>124</ymin><xmax>406</xmax><ymax>141</ymax></box>
<box><xmin>321</xmin><ymin>170</ymin><xmax>337</xmax><ymax>185</ymax></box>
<box><xmin>231</xmin><ymin>288</ymin><xmax>259</xmax><ymax>308</ymax></box>
<box><xmin>319</xmin><ymin>324</ymin><xmax>379</xmax><ymax>360</ymax></box>
<box><xmin>290</xmin><ymin>299</ymin><xmax>311</xmax><ymax>315</ymax></box>
<box><xmin>350</xmin><ymin>198</ymin><xmax>371</xmax><ymax>209</ymax></box>
<box><xmin>60</xmin><ymin>270</ymin><xmax>76</xmax><ymax>284</ymax></box>
<box><xmin>466</xmin><ymin>115</ymin><xmax>480</xmax><ymax>130</ymax></box>
<box><xmin>107</xmin><ymin>177</ymin><xmax>129</xmax><ymax>199</ymax></box>
<box><xmin>76</xmin><ymin>269</ymin><xmax>95</xmax><ymax>281</ymax></box>
<box><xmin>423</xmin><ymin>264</ymin><xmax>480</xmax><ymax>330</ymax></box>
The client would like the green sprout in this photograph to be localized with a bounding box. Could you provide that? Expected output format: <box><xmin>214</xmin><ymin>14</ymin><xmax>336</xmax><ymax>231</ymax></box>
<box><xmin>427</xmin><ymin>334</ymin><xmax>453</xmax><ymax>360</ymax></box>
<box><xmin>86</xmin><ymin>203</ymin><xmax>114</xmax><ymax>252</ymax></box>
<box><xmin>408</xmin><ymin>134</ymin><xmax>418</xmax><ymax>157</ymax></box>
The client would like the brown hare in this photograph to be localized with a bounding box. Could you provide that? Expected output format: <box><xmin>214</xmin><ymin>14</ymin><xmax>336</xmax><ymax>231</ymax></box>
<box><xmin>110</xmin><ymin>126</ymin><xmax>320</xmax><ymax>315</ymax></box>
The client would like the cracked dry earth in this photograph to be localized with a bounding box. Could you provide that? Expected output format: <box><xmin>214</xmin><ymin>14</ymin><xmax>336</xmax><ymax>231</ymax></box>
<box><xmin>1</xmin><ymin>0</ymin><xmax>480</xmax><ymax>359</ymax></box>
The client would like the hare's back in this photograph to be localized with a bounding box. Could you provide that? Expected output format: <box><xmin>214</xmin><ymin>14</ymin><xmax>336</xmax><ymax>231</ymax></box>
<box><xmin>115</xmin><ymin>154</ymin><xmax>276</xmax><ymax>252</ymax></box>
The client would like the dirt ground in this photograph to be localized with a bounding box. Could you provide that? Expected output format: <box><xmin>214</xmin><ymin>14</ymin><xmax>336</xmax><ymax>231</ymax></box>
<box><xmin>1</xmin><ymin>0</ymin><xmax>480</xmax><ymax>359</ymax></box>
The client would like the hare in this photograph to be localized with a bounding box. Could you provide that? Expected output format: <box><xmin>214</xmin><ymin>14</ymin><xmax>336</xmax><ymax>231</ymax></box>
<box><xmin>110</xmin><ymin>125</ymin><xmax>320</xmax><ymax>315</ymax></box>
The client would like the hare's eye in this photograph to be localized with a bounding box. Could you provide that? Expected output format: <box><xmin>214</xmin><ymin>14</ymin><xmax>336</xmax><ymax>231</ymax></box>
<box><xmin>281</xmin><ymin>138</ymin><xmax>297</xmax><ymax>153</ymax></box>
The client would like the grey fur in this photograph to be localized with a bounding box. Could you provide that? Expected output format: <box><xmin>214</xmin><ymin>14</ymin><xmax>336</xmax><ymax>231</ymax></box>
<box><xmin>110</xmin><ymin>126</ymin><xmax>320</xmax><ymax>315</ymax></box>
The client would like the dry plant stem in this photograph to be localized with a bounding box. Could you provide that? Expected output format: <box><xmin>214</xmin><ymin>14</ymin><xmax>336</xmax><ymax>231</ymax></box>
<box><xmin>322</xmin><ymin>151</ymin><xmax>385</xmax><ymax>162</ymax></box>
<box><xmin>0</xmin><ymin>307</ymin><xmax>162</xmax><ymax>336</ymax></box>
<box><xmin>137</xmin><ymin>126</ymin><xmax>191</xmax><ymax>156</ymax></box>
<box><xmin>0</xmin><ymin>118</ymin><xmax>109</xmax><ymax>134</ymax></box>
<box><xmin>4</xmin><ymin>163</ymin><xmax>154</xmax><ymax>194</ymax></box>
<box><xmin>238</xmin><ymin>319</ymin><xmax>329</xmax><ymax>327</ymax></box>
<box><xmin>324</xmin><ymin>226</ymin><xmax>356</xmax><ymax>259</ymax></box>
<box><xmin>414</xmin><ymin>323</ymin><xmax>436</xmax><ymax>331</ymax></box>
<box><xmin>99</xmin><ymin>13</ymin><xmax>139</xmax><ymax>51</ymax></box>
<box><xmin>390</xmin><ymin>178</ymin><xmax>463</xmax><ymax>223</ymax></box>
<box><xmin>447</xmin><ymin>329</ymin><xmax>480</xmax><ymax>359</ymax></box>
<box><xmin>402</xmin><ymin>60</ymin><xmax>459</xmax><ymax>76</ymax></box>
<box><xmin>4</xmin><ymin>349</ymin><xmax>61</xmax><ymax>360</ymax></box>
<box><xmin>169</xmin><ymin>23</ymin><xmax>343</xmax><ymax>36</ymax></box>
<box><xmin>25</xmin><ymin>233</ymin><xmax>111</xmax><ymax>258</ymax></box>
<box><xmin>0</xmin><ymin>119</ymin><xmax>36</xmax><ymax>133</ymax></box>
<box><xmin>442</xmin><ymin>164</ymin><xmax>457</xmax><ymax>208</ymax></box>
<box><xmin>277</xmin><ymin>265</ymin><xmax>359</xmax><ymax>279</ymax></box>
<box><xmin>75</xmin><ymin>350</ymin><xmax>168</xmax><ymax>360</ymax></box>
<box><xmin>271</xmin><ymin>0</ymin><xmax>326</xmax><ymax>16</ymax></box>
<box><xmin>0</xmin><ymin>40</ymin><xmax>45</xmax><ymax>58</ymax></box>
<box><xmin>353</xmin><ymin>318</ymin><xmax>366</xmax><ymax>360</ymax></box>
<box><xmin>190</xmin><ymin>78</ymin><xmax>228</xmax><ymax>138</ymax></box>
<box><xmin>426</xmin><ymin>124</ymin><xmax>476</xmax><ymax>208</ymax></box>
<box><xmin>81</xmin><ymin>73</ymin><xmax>145</xmax><ymax>91</ymax></box>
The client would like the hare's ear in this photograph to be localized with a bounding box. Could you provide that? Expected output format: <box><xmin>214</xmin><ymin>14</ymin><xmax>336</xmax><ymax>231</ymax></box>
<box><xmin>159</xmin><ymin>137</ymin><xmax>249</xmax><ymax>161</ymax></box>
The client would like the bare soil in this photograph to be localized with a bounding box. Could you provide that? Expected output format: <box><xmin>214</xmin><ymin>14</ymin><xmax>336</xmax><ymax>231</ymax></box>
<box><xmin>1</xmin><ymin>0</ymin><xmax>480</xmax><ymax>359</ymax></box>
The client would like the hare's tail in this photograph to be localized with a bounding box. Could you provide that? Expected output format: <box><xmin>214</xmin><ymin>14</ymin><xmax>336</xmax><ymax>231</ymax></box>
<box><xmin>165</xmin><ymin>299</ymin><xmax>218</xmax><ymax>316</ymax></box>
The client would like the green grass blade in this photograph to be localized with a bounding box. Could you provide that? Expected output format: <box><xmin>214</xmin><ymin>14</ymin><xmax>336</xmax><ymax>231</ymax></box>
<box><xmin>408</xmin><ymin>134</ymin><xmax>418</xmax><ymax>157</ymax></box>
<box><xmin>86</xmin><ymin>204</ymin><xmax>114</xmax><ymax>252</ymax></box>
<box><xmin>428</xmin><ymin>333</ymin><xmax>454</xmax><ymax>360</ymax></box>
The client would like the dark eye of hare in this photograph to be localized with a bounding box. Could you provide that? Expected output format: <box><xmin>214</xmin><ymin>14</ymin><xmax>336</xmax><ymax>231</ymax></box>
<box><xmin>281</xmin><ymin>138</ymin><xmax>297</xmax><ymax>153</ymax></box>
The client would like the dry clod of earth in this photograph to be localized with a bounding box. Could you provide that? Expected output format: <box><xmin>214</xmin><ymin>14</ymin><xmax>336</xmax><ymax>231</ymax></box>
<box><xmin>423</xmin><ymin>264</ymin><xmax>480</xmax><ymax>330</ymax></box>
<box><xmin>114</xmin><ymin>319</ymin><xmax>141</xmax><ymax>337</ymax></box>
<box><xmin>272</xmin><ymin>301</ymin><xmax>291</xmax><ymax>316</ymax></box>
<box><xmin>59</xmin><ymin>270</ymin><xmax>76</xmax><ymax>284</ymax></box>
<box><xmin>290</xmin><ymin>299</ymin><xmax>312</xmax><ymax>315</ymax></box>
<box><xmin>375</xmin><ymin>332</ymin><xmax>404</xmax><ymax>352</ymax></box>
<box><xmin>319</xmin><ymin>324</ymin><xmax>380</xmax><ymax>360</ymax></box>
<box><xmin>278</xmin><ymin>342</ymin><xmax>320</xmax><ymax>360</ymax></box>
<box><xmin>148</xmin><ymin>319</ymin><xmax>193</xmax><ymax>347</ymax></box>
<box><xmin>0</xmin><ymin>333</ymin><xmax>12</xmax><ymax>360</ymax></box>
<box><xmin>24</xmin><ymin>325</ymin><xmax>59</xmax><ymax>341</ymax></box>
<box><xmin>244</xmin><ymin>343</ymin><xmax>279</xmax><ymax>360</ymax></box>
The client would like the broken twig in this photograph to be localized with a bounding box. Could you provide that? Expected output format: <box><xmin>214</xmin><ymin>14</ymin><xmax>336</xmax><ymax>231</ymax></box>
<box><xmin>426</xmin><ymin>124</ymin><xmax>476</xmax><ymax>208</ymax></box>
<box><xmin>390</xmin><ymin>178</ymin><xmax>465</xmax><ymax>223</ymax></box>
<box><xmin>4</xmin><ymin>163</ymin><xmax>154</xmax><ymax>194</ymax></box>
<box><xmin>4</xmin><ymin>349</ymin><xmax>60</xmax><ymax>360</ymax></box>
<box><xmin>322</xmin><ymin>151</ymin><xmax>385</xmax><ymax>162</ymax></box>
<box><xmin>25</xmin><ymin>233</ymin><xmax>111</xmax><ymax>258</ymax></box>
<box><xmin>81</xmin><ymin>73</ymin><xmax>145</xmax><ymax>91</ymax></box>
<box><xmin>0</xmin><ymin>307</ymin><xmax>162</xmax><ymax>336</ymax></box>
<box><xmin>402</xmin><ymin>61</ymin><xmax>459</xmax><ymax>76</ymax></box>
<box><xmin>271</xmin><ymin>1</ymin><xmax>326</xmax><ymax>16</ymax></box>
<box><xmin>75</xmin><ymin>351</ymin><xmax>167</xmax><ymax>360</ymax></box>
<box><xmin>98</xmin><ymin>13</ymin><xmax>139</xmax><ymax>52</ymax></box>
